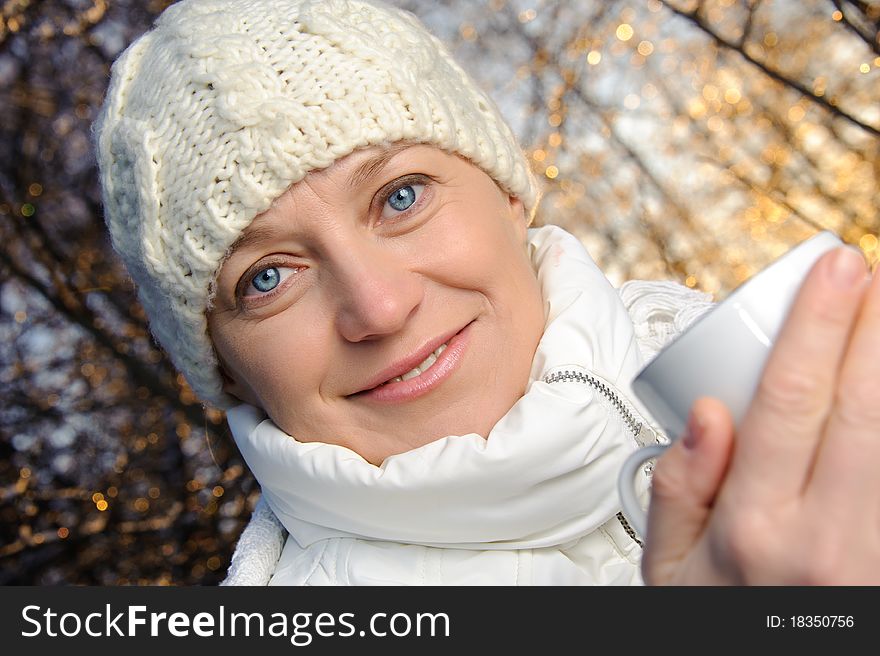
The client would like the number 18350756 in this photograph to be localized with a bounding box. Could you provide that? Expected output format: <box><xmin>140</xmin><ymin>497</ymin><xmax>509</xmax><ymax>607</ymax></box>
<box><xmin>766</xmin><ymin>615</ymin><xmax>854</xmax><ymax>629</ymax></box>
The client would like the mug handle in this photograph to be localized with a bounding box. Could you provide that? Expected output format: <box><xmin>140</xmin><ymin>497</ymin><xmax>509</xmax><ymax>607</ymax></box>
<box><xmin>617</xmin><ymin>444</ymin><xmax>669</xmax><ymax>540</ymax></box>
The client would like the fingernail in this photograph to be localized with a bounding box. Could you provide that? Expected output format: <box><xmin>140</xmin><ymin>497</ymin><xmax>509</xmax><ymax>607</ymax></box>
<box><xmin>682</xmin><ymin>410</ymin><xmax>703</xmax><ymax>450</ymax></box>
<box><xmin>827</xmin><ymin>247</ymin><xmax>866</xmax><ymax>289</ymax></box>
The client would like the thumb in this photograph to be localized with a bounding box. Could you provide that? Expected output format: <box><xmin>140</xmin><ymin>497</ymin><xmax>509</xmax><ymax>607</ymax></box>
<box><xmin>641</xmin><ymin>396</ymin><xmax>735</xmax><ymax>585</ymax></box>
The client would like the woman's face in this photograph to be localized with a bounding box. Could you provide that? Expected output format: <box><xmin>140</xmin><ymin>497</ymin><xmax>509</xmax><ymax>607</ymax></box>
<box><xmin>209</xmin><ymin>144</ymin><xmax>545</xmax><ymax>465</ymax></box>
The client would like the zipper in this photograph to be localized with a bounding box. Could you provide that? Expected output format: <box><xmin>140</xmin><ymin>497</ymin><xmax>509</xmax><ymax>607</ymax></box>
<box><xmin>615</xmin><ymin>511</ymin><xmax>643</xmax><ymax>548</ymax></box>
<box><xmin>542</xmin><ymin>368</ymin><xmax>666</xmax><ymax>449</ymax></box>
<box><xmin>542</xmin><ymin>367</ymin><xmax>666</xmax><ymax>547</ymax></box>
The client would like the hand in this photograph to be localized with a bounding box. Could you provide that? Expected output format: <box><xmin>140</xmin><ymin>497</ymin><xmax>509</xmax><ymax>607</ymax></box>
<box><xmin>642</xmin><ymin>246</ymin><xmax>878</xmax><ymax>585</ymax></box>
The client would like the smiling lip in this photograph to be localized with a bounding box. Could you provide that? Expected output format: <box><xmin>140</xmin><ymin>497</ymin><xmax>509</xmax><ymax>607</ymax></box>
<box><xmin>352</xmin><ymin>322</ymin><xmax>473</xmax><ymax>403</ymax></box>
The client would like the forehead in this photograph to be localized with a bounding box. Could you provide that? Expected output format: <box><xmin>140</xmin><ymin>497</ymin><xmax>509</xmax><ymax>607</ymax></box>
<box><xmin>310</xmin><ymin>142</ymin><xmax>415</xmax><ymax>189</ymax></box>
<box><xmin>279</xmin><ymin>142</ymin><xmax>424</xmax><ymax>194</ymax></box>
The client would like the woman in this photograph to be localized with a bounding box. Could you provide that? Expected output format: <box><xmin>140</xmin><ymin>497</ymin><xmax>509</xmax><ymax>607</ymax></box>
<box><xmin>94</xmin><ymin>0</ymin><xmax>879</xmax><ymax>585</ymax></box>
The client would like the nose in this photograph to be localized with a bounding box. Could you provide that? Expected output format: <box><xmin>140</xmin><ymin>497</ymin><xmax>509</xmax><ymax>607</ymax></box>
<box><xmin>331</xmin><ymin>239</ymin><xmax>423</xmax><ymax>343</ymax></box>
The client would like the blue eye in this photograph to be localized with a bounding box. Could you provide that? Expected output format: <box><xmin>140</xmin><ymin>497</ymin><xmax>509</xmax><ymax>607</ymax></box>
<box><xmin>379</xmin><ymin>181</ymin><xmax>426</xmax><ymax>222</ymax></box>
<box><xmin>252</xmin><ymin>267</ymin><xmax>281</xmax><ymax>292</ymax></box>
<box><xmin>239</xmin><ymin>264</ymin><xmax>301</xmax><ymax>303</ymax></box>
<box><xmin>387</xmin><ymin>185</ymin><xmax>417</xmax><ymax>211</ymax></box>
<box><xmin>385</xmin><ymin>184</ymin><xmax>423</xmax><ymax>213</ymax></box>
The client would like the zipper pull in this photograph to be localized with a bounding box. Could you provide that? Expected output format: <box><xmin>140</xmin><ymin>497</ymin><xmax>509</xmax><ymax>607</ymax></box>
<box><xmin>635</xmin><ymin>422</ymin><xmax>667</xmax><ymax>447</ymax></box>
<box><xmin>635</xmin><ymin>423</ymin><xmax>669</xmax><ymax>479</ymax></box>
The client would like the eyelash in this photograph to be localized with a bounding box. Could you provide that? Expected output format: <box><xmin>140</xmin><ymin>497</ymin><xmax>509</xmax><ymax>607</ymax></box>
<box><xmin>236</xmin><ymin>257</ymin><xmax>301</xmax><ymax>304</ymax></box>
<box><xmin>375</xmin><ymin>174</ymin><xmax>433</xmax><ymax>222</ymax></box>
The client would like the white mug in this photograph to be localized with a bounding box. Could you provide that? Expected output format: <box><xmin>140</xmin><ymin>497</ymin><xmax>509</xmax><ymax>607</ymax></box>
<box><xmin>617</xmin><ymin>230</ymin><xmax>845</xmax><ymax>539</ymax></box>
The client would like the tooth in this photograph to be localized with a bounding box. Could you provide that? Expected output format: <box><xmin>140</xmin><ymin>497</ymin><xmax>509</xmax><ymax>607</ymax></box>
<box><xmin>383</xmin><ymin>341</ymin><xmax>449</xmax><ymax>386</ymax></box>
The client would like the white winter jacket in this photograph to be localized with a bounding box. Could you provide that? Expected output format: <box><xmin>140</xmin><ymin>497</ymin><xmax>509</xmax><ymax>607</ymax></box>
<box><xmin>221</xmin><ymin>225</ymin><xmax>713</xmax><ymax>586</ymax></box>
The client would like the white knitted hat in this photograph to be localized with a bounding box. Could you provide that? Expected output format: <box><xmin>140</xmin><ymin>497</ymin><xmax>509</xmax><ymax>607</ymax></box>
<box><xmin>94</xmin><ymin>0</ymin><xmax>537</xmax><ymax>408</ymax></box>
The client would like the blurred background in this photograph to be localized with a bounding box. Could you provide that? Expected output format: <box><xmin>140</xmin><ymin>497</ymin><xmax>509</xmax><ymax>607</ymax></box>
<box><xmin>0</xmin><ymin>0</ymin><xmax>877</xmax><ymax>584</ymax></box>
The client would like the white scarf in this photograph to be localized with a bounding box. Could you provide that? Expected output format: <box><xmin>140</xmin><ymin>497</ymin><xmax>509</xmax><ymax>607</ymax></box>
<box><xmin>227</xmin><ymin>225</ymin><xmax>647</xmax><ymax>550</ymax></box>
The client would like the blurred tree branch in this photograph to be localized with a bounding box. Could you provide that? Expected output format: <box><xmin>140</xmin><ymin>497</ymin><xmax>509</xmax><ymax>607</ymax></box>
<box><xmin>663</xmin><ymin>0</ymin><xmax>879</xmax><ymax>137</ymax></box>
<box><xmin>833</xmin><ymin>0</ymin><xmax>880</xmax><ymax>55</ymax></box>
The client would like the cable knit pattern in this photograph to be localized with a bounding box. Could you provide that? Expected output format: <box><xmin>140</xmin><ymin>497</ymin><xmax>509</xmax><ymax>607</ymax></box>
<box><xmin>220</xmin><ymin>496</ymin><xmax>286</xmax><ymax>586</ymax></box>
<box><xmin>94</xmin><ymin>0</ymin><xmax>537</xmax><ymax>408</ymax></box>
<box><xmin>619</xmin><ymin>280</ymin><xmax>714</xmax><ymax>362</ymax></box>
<box><xmin>219</xmin><ymin>277</ymin><xmax>715</xmax><ymax>585</ymax></box>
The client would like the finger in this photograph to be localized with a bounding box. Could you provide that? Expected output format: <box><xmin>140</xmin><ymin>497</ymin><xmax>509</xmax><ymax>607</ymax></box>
<box><xmin>642</xmin><ymin>397</ymin><xmax>734</xmax><ymax>585</ymax></box>
<box><xmin>808</xmin><ymin>266</ymin><xmax>880</xmax><ymax>514</ymax></box>
<box><xmin>729</xmin><ymin>247</ymin><xmax>869</xmax><ymax>504</ymax></box>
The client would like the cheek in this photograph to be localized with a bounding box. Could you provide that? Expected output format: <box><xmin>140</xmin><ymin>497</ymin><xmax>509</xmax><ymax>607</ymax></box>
<box><xmin>212</xmin><ymin>314</ymin><xmax>328</xmax><ymax>403</ymax></box>
<box><xmin>416</xmin><ymin>214</ymin><xmax>543</xmax><ymax>356</ymax></box>
<box><xmin>418</xmin><ymin>200</ymin><xmax>528</xmax><ymax>285</ymax></box>
<box><xmin>462</xmin><ymin>225</ymin><xmax>536</xmax><ymax>306</ymax></box>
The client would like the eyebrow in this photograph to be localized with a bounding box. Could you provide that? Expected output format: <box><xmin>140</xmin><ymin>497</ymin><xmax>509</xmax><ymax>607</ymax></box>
<box><xmin>347</xmin><ymin>142</ymin><xmax>412</xmax><ymax>191</ymax></box>
<box><xmin>227</xmin><ymin>222</ymin><xmax>287</xmax><ymax>255</ymax></box>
